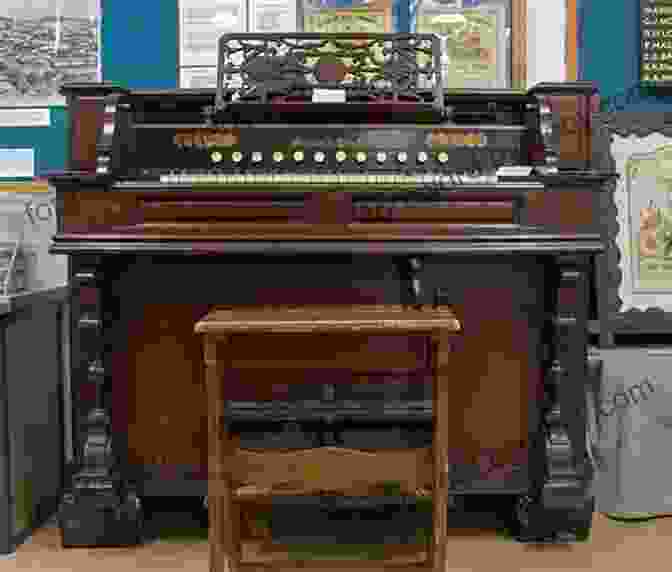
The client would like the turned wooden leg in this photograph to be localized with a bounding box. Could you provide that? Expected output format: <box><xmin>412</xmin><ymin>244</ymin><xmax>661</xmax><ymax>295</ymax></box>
<box><xmin>205</xmin><ymin>337</ymin><xmax>239</xmax><ymax>572</ymax></box>
<box><xmin>431</xmin><ymin>331</ymin><xmax>451</xmax><ymax>572</ymax></box>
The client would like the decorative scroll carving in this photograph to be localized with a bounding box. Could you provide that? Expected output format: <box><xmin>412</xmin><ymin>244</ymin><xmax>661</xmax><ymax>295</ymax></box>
<box><xmin>214</xmin><ymin>34</ymin><xmax>444</xmax><ymax>110</ymax></box>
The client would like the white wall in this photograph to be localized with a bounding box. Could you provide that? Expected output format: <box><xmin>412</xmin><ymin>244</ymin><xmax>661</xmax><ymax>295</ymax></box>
<box><xmin>0</xmin><ymin>190</ymin><xmax>67</xmax><ymax>291</ymax></box>
<box><xmin>527</xmin><ymin>0</ymin><xmax>567</xmax><ymax>88</ymax></box>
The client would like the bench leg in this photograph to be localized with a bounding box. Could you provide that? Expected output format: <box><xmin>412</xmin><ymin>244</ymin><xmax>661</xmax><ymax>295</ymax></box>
<box><xmin>205</xmin><ymin>338</ymin><xmax>239</xmax><ymax>572</ymax></box>
<box><xmin>432</xmin><ymin>332</ymin><xmax>451</xmax><ymax>572</ymax></box>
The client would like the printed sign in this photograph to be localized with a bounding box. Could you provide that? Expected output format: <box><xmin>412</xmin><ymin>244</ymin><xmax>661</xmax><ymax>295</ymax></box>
<box><xmin>641</xmin><ymin>0</ymin><xmax>672</xmax><ymax>83</ymax></box>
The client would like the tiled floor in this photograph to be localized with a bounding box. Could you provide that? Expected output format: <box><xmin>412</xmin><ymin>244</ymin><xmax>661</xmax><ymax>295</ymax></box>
<box><xmin>4</xmin><ymin>514</ymin><xmax>671</xmax><ymax>572</ymax></box>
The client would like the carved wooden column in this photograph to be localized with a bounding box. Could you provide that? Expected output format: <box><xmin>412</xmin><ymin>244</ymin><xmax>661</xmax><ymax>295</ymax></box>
<box><xmin>517</xmin><ymin>253</ymin><xmax>595</xmax><ymax>541</ymax></box>
<box><xmin>59</xmin><ymin>255</ymin><xmax>142</xmax><ymax>547</ymax></box>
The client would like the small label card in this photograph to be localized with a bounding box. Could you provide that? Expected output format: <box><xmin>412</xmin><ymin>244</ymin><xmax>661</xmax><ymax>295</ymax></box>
<box><xmin>0</xmin><ymin>149</ymin><xmax>35</xmax><ymax>179</ymax></box>
<box><xmin>496</xmin><ymin>165</ymin><xmax>534</xmax><ymax>178</ymax></box>
<box><xmin>0</xmin><ymin>108</ymin><xmax>50</xmax><ymax>128</ymax></box>
<box><xmin>312</xmin><ymin>89</ymin><xmax>346</xmax><ymax>103</ymax></box>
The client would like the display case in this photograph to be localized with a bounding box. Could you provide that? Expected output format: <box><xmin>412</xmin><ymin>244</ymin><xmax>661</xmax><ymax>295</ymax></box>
<box><xmin>0</xmin><ymin>182</ymin><xmax>68</xmax><ymax>555</ymax></box>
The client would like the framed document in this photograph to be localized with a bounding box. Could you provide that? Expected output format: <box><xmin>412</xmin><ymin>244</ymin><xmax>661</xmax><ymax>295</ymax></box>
<box><xmin>178</xmin><ymin>0</ymin><xmax>300</xmax><ymax>87</ymax></box>
<box><xmin>410</xmin><ymin>0</ymin><xmax>527</xmax><ymax>89</ymax></box>
<box><xmin>178</xmin><ymin>0</ymin><xmax>247</xmax><ymax>88</ymax></box>
<box><xmin>301</xmin><ymin>0</ymin><xmax>394</xmax><ymax>33</ymax></box>
<box><xmin>250</xmin><ymin>0</ymin><xmax>298</xmax><ymax>32</ymax></box>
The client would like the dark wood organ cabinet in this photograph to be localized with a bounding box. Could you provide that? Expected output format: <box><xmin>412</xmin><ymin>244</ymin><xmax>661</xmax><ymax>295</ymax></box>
<box><xmin>51</xmin><ymin>33</ymin><xmax>614</xmax><ymax>553</ymax></box>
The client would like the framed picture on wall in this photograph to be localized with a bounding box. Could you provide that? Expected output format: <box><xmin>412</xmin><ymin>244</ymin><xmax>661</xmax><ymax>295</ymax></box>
<box><xmin>301</xmin><ymin>0</ymin><xmax>394</xmax><ymax>33</ymax></box>
<box><xmin>0</xmin><ymin>0</ymin><xmax>101</xmax><ymax>107</ymax></box>
<box><xmin>598</xmin><ymin>112</ymin><xmax>672</xmax><ymax>335</ymax></box>
<box><xmin>410</xmin><ymin>0</ymin><xmax>527</xmax><ymax>89</ymax></box>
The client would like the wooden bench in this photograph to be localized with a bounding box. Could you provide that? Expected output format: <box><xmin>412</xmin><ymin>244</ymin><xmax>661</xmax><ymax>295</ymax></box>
<box><xmin>195</xmin><ymin>305</ymin><xmax>462</xmax><ymax>572</ymax></box>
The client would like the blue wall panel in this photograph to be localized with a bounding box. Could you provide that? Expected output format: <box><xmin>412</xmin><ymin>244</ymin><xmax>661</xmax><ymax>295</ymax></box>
<box><xmin>580</xmin><ymin>0</ymin><xmax>672</xmax><ymax>109</ymax></box>
<box><xmin>101</xmin><ymin>0</ymin><xmax>179</xmax><ymax>89</ymax></box>
<box><xmin>0</xmin><ymin>107</ymin><xmax>69</xmax><ymax>178</ymax></box>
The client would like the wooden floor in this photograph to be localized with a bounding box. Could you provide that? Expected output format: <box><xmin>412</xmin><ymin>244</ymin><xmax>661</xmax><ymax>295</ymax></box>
<box><xmin>4</xmin><ymin>514</ymin><xmax>671</xmax><ymax>571</ymax></box>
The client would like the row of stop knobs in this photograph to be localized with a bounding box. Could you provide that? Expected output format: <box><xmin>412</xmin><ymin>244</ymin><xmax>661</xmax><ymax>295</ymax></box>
<box><xmin>210</xmin><ymin>149</ymin><xmax>450</xmax><ymax>165</ymax></box>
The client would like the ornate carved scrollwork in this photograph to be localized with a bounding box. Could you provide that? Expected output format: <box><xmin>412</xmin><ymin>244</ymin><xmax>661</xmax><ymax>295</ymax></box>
<box><xmin>59</xmin><ymin>258</ymin><xmax>142</xmax><ymax>547</ymax></box>
<box><xmin>214</xmin><ymin>33</ymin><xmax>444</xmax><ymax>111</ymax></box>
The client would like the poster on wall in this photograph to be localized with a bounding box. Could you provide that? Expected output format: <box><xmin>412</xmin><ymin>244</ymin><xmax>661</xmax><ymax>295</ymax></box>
<box><xmin>0</xmin><ymin>0</ymin><xmax>101</xmax><ymax>107</ymax></box>
<box><xmin>611</xmin><ymin>132</ymin><xmax>672</xmax><ymax>313</ymax></box>
<box><xmin>179</xmin><ymin>0</ymin><xmax>246</xmax><ymax>88</ymax></box>
<box><xmin>301</xmin><ymin>0</ymin><xmax>393</xmax><ymax>34</ymax></box>
<box><xmin>412</xmin><ymin>0</ymin><xmax>507</xmax><ymax>89</ymax></box>
<box><xmin>179</xmin><ymin>0</ymin><xmax>298</xmax><ymax>88</ymax></box>
<box><xmin>250</xmin><ymin>0</ymin><xmax>297</xmax><ymax>33</ymax></box>
<box><xmin>641</xmin><ymin>0</ymin><xmax>672</xmax><ymax>84</ymax></box>
<box><xmin>627</xmin><ymin>145</ymin><xmax>672</xmax><ymax>291</ymax></box>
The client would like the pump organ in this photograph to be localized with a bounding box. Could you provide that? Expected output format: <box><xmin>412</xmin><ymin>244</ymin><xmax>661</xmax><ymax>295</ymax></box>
<box><xmin>51</xmin><ymin>34</ymin><xmax>613</xmax><ymax>548</ymax></box>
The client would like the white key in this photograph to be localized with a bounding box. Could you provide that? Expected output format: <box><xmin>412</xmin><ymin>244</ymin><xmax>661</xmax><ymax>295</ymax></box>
<box><xmin>160</xmin><ymin>175</ymin><xmax>169</xmax><ymax>184</ymax></box>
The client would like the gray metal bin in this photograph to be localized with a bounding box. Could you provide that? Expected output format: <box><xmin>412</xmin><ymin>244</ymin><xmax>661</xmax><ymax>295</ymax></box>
<box><xmin>0</xmin><ymin>287</ymin><xmax>68</xmax><ymax>555</ymax></box>
<box><xmin>593</xmin><ymin>346</ymin><xmax>672</xmax><ymax>516</ymax></box>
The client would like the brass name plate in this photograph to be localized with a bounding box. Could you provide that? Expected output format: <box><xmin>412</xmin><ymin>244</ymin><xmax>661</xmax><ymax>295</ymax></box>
<box><xmin>428</xmin><ymin>130</ymin><xmax>487</xmax><ymax>148</ymax></box>
<box><xmin>173</xmin><ymin>129</ymin><xmax>239</xmax><ymax>149</ymax></box>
